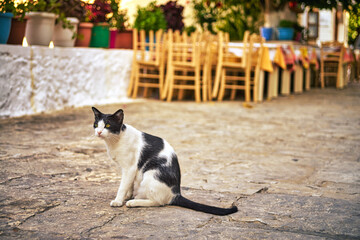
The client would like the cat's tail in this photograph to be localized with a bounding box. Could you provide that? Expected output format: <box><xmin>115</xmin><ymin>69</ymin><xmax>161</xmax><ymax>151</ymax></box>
<box><xmin>171</xmin><ymin>195</ymin><xmax>238</xmax><ymax>216</ymax></box>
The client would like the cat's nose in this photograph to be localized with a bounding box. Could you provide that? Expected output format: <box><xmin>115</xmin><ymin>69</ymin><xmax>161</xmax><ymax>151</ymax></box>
<box><xmin>97</xmin><ymin>130</ymin><xmax>102</xmax><ymax>135</ymax></box>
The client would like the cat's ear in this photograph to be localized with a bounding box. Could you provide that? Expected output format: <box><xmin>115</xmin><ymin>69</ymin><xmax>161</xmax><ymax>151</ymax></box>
<box><xmin>92</xmin><ymin>107</ymin><xmax>102</xmax><ymax>119</ymax></box>
<box><xmin>112</xmin><ymin>109</ymin><xmax>124</xmax><ymax>125</ymax></box>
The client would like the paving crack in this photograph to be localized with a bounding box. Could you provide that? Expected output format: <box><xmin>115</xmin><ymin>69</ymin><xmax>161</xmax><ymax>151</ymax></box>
<box><xmin>81</xmin><ymin>214</ymin><xmax>119</xmax><ymax>237</ymax></box>
<box><xmin>17</xmin><ymin>202</ymin><xmax>61</xmax><ymax>226</ymax></box>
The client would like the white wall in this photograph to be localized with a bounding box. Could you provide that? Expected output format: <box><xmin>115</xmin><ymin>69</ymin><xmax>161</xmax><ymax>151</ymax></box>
<box><xmin>0</xmin><ymin>45</ymin><xmax>132</xmax><ymax>118</ymax></box>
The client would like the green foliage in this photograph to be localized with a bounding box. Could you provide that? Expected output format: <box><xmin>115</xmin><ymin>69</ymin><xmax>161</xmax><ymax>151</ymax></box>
<box><xmin>348</xmin><ymin>3</ymin><xmax>360</xmax><ymax>46</ymax></box>
<box><xmin>0</xmin><ymin>0</ymin><xmax>15</xmax><ymax>13</ymax></box>
<box><xmin>133</xmin><ymin>1</ymin><xmax>167</xmax><ymax>33</ymax></box>
<box><xmin>192</xmin><ymin>0</ymin><xmax>263</xmax><ymax>41</ymax></box>
<box><xmin>57</xmin><ymin>0</ymin><xmax>85</xmax><ymax>20</ymax></box>
<box><xmin>109</xmin><ymin>0</ymin><xmax>128</xmax><ymax>31</ymax></box>
<box><xmin>28</xmin><ymin>0</ymin><xmax>60</xmax><ymax>13</ymax></box>
<box><xmin>0</xmin><ymin>0</ymin><xmax>29</xmax><ymax>20</ymax></box>
<box><xmin>192</xmin><ymin>0</ymin><xmax>222</xmax><ymax>34</ymax></box>
<box><xmin>217</xmin><ymin>0</ymin><xmax>263</xmax><ymax>41</ymax></box>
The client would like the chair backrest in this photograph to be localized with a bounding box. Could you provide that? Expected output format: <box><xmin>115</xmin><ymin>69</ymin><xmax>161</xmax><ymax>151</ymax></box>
<box><xmin>320</xmin><ymin>41</ymin><xmax>344</xmax><ymax>62</ymax></box>
<box><xmin>218</xmin><ymin>30</ymin><xmax>250</xmax><ymax>69</ymax></box>
<box><xmin>132</xmin><ymin>29</ymin><xmax>165</xmax><ymax>66</ymax></box>
<box><xmin>167</xmin><ymin>29</ymin><xmax>200</xmax><ymax>69</ymax></box>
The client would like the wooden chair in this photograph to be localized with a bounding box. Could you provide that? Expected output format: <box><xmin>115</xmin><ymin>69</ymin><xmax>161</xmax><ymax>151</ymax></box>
<box><xmin>217</xmin><ymin>33</ymin><xmax>264</xmax><ymax>102</ymax></box>
<box><xmin>130</xmin><ymin>29</ymin><xmax>167</xmax><ymax>99</ymax></box>
<box><xmin>320</xmin><ymin>41</ymin><xmax>344</xmax><ymax>88</ymax></box>
<box><xmin>212</xmin><ymin>31</ymin><xmax>250</xmax><ymax>99</ymax></box>
<box><xmin>164</xmin><ymin>30</ymin><xmax>204</xmax><ymax>102</ymax></box>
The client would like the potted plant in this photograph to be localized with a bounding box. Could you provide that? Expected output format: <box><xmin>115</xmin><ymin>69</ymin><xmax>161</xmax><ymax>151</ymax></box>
<box><xmin>133</xmin><ymin>1</ymin><xmax>167</xmax><ymax>34</ymax></box>
<box><xmin>277</xmin><ymin>20</ymin><xmax>295</xmax><ymax>40</ymax></box>
<box><xmin>160</xmin><ymin>1</ymin><xmax>184</xmax><ymax>32</ymax></box>
<box><xmin>88</xmin><ymin>0</ymin><xmax>112</xmax><ymax>48</ymax></box>
<box><xmin>75</xmin><ymin>2</ymin><xmax>93</xmax><ymax>47</ymax></box>
<box><xmin>52</xmin><ymin>0</ymin><xmax>84</xmax><ymax>47</ymax></box>
<box><xmin>108</xmin><ymin>0</ymin><xmax>132</xmax><ymax>49</ymax></box>
<box><xmin>25</xmin><ymin>0</ymin><xmax>60</xmax><ymax>46</ymax></box>
<box><xmin>7</xmin><ymin>1</ymin><xmax>29</xmax><ymax>45</ymax></box>
<box><xmin>0</xmin><ymin>0</ymin><xmax>15</xmax><ymax>44</ymax></box>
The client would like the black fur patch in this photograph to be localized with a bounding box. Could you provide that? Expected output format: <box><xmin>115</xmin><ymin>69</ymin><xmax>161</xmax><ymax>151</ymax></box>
<box><xmin>138</xmin><ymin>133</ymin><xmax>164</xmax><ymax>170</ymax></box>
<box><xmin>139</xmin><ymin>133</ymin><xmax>181</xmax><ymax>194</ymax></box>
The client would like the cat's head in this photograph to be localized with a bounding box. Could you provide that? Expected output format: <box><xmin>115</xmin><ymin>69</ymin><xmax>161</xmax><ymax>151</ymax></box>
<box><xmin>91</xmin><ymin>107</ymin><xmax>124</xmax><ymax>139</ymax></box>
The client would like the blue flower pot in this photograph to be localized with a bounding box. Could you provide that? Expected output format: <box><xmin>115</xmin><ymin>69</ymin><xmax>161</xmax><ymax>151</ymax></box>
<box><xmin>277</xmin><ymin>27</ymin><xmax>294</xmax><ymax>41</ymax></box>
<box><xmin>0</xmin><ymin>12</ymin><xmax>14</xmax><ymax>44</ymax></box>
<box><xmin>260</xmin><ymin>27</ymin><xmax>273</xmax><ymax>41</ymax></box>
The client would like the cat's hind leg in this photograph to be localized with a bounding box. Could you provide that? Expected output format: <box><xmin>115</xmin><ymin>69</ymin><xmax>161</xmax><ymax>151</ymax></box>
<box><xmin>126</xmin><ymin>199</ymin><xmax>161</xmax><ymax>208</ymax></box>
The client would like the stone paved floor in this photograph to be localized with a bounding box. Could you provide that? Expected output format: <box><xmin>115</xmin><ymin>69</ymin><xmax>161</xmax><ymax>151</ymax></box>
<box><xmin>1</xmin><ymin>85</ymin><xmax>360</xmax><ymax>239</ymax></box>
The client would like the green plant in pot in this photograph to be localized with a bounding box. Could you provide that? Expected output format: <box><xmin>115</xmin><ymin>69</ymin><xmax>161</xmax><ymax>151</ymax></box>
<box><xmin>25</xmin><ymin>0</ymin><xmax>60</xmax><ymax>46</ymax></box>
<box><xmin>133</xmin><ymin>1</ymin><xmax>167</xmax><ymax>34</ymax></box>
<box><xmin>277</xmin><ymin>20</ymin><xmax>295</xmax><ymax>40</ymax></box>
<box><xmin>53</xmin><ymin>0</ymin><xmax>85</xmax><ymax>47</ymax></box>
<box><xmin>108</xmin><ymin>0</ymin><xmax>132</xmax><ymax>49</ymax></box>
<box><xmin>88</xmin><ymin>0</ymin><xmax>112</xmax><ymax>48</ymax></box>
<box><xmin>6</xmin><ymin>1</ymin><xmax>31</xmax><ymax>45</ymax></box>
<box><xmin>75</xmin><ymin>1</ymin><xmax>94</xmax><ymax>47</ymax></box>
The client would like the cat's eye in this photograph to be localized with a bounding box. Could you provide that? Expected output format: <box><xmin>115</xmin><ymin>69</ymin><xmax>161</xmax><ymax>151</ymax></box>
<box><xmin>105</xmin><ymin>124</ymin><xmax>110</xmax><ymax>128</ymax></box>
<box><xmin>94</xmin><ymin>123</ymin><xmax>98</xmax><ymax>128</ymax></box>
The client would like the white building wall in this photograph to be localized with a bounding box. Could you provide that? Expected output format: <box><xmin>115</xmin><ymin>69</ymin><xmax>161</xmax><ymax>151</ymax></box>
<box><xmin>0</xmin><ymin>45</ymin><xmax>132</xmax><ymax>118</ymax></box>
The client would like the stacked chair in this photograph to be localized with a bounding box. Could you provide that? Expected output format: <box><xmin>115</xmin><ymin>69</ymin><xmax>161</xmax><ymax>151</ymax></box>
<box><xmin>164</xmin><ymin>29</ymin><xmax>205</xmax><ymax>102</ymax></box>
<box><xmin>128</xmin><ymin>29</ymin><xmax>265</xmax><ymax>103</ymax></box>
<box><xmin>129</xmin><ymin>29</ymin><xmax>167</xmax><ymax>99</ymax></box>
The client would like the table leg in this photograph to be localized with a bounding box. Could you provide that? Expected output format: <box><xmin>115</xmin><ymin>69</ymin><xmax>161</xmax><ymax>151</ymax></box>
<box><xmin>272</xmin><ymin>66</ymin><xmax>279</xmax><ymax>98</ymax></box>
<box><xmin>258</xmin><ymin>70</ymin><xmax>265</xmax><ymax>102</ymax></box>
<box><xmin>281</xmin><ymin>69</ymin><xmax>291</xmax><ymax>95</ymax></box>
<box><xmin>305</xmin><ymin>67</ymin><xmax>310</xmax><ymax>91</ymax></box>
<box><xmin>294</xmin><ymin>65</ymin><xmax>303</xmax><ymax>94</ymax></box>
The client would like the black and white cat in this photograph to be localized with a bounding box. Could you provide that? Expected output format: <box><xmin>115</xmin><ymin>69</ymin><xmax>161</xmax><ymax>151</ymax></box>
<box><xmin>92</xmin><ymin>107</ymin><xmax>237</xmax><ymax>216</ymax></box>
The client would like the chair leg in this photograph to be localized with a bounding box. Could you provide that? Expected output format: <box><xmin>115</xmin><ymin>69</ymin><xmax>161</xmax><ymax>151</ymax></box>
<box><xmin>159</xmin><ymin>65</ymin><xmax>165</xmax><ymax>99</ymax></box>
<box><xmin>167</xmin><ymin>71</ymin><xmax>174</xmax><ymax>102</ymax></box>
<box><xmin>127</xmin><ymin>61</ymin><xmax>136</xmax><ymax>97</ymax></box>
<box><xmin>132</xmin><ymin>66</ymin><xmax>140</xmax><ymax>99</ymax></box>
<box><xmin>195</xmin><ymin>68</ymin><xmax>201</xmax><ymax>103</ymax></box>
<box><xmin>212</xmin><ymin>63</ymin><xmax>222</xmax><ymax>98</ymax></box>
<box><xmin>320</xmin><ymin>62</ymin><xmax>325</xmax><ymax>88</ymax></box>
<box><xmin>245</xmin><ymin>71</ymin><xmax>251</xmax><ymax>103</ymax></box>
<box><xmin>217</xmin><ymin>69</ymin><xmax>226</xmax><ymax>101</ymax></box>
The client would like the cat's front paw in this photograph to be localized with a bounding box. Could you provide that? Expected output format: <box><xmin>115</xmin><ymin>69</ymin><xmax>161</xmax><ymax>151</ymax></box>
<box><xmin>110</xmin><ymin>200</ymin><xmax>124</xmax><ymax>207</ymax></box>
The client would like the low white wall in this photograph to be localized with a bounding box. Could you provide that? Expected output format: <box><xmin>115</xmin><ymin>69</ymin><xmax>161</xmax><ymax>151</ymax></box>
<box><xmin>0</xmin><ymin>44</ymin><xmax>133</xmax><ymax>118</ymax></box>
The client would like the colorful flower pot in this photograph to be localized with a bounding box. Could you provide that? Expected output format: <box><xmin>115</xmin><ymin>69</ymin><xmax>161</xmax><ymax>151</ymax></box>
<box><xmin>75</xmin><ymin>22</ymin><xmax>93</xmax><ymax>47</ymax></box>
<box><xmin>115</xmin><ymin>30</ymin><xmax>133</xmax><ymax>49</ymax></box>
<box><xmin>260</xmin><ymin>27</ymin><xmax>273</xmax><ymax>41</ymax></box>
<box><xmin>277</xmin><ymin>27</ymin><xmax>294</xmax><ymax>41</ymax></box>
<box><xmin>90</xmin><ymin>23</ymin><xmax>109</xmax><ymax>48</ymax></box>
<box><xmin>25</xmin><ymin>12</ymin><xmax>56</xmax><ymax>46</ymax></box>
<box><xmin>0</xmin><ymin>12</ymin><xmax>14</xmax><ymax>44</ymax></box>
<box><xmin>8</xmin><ymin>18</ymin><xmax>27</xmax><ymax>45</ymax></box>
<box><xmin>53</xmin><ymin>17</ymin><xmax>79</xmax><ymax>47</ymax></box>
<box><xmin>109</xmin><ymin>29</ymin><xmax>133</xmax><ymax>49</ymax></box>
